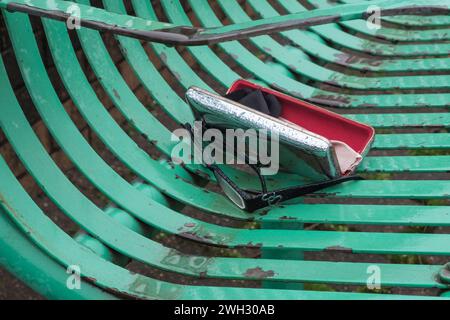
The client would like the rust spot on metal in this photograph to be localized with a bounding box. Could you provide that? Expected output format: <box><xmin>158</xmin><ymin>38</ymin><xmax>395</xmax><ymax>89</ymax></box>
<box><xmin>325</xmin><ymin>245</ymin><xmax>353</xmax><ymax>253</ymax></box>
<box><xmin>243</xmin><ymin>267</ymin><xmax>275</xmax><ymax>279</ymax></box>
<box><xmin>310</xmin><ymin>94</ymin><xmax>351</xmax><ymax>106</ymax></box>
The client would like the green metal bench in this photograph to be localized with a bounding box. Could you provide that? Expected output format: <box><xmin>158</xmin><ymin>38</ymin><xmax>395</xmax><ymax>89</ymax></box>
<box><xmin>0</xmin><ymin>0</ymin><xmax>449</xmax><ymax>299</ymax></box>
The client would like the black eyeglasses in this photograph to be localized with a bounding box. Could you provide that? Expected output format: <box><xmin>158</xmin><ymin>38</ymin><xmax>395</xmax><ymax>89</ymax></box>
<box><xmin>184</xmin><ymin>122</ymin><xmax>362</xmax><ymax>212</ymax></box>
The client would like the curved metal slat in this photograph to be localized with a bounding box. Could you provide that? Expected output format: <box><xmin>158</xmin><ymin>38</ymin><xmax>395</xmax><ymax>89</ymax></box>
<box><xmin>292</xmin><ymin>0</ymin><xmax>450</xmax><ymax>56</ymax></box>
<box><xmin>260</xmin><ymin>204</ymin><xmax>450</xmax><ymax>227</ymax></box>
<box><xmin>359</xmin><ymin>156</ymin><xmax>450</xmax><ymax>173</ymax></box>
<box><xmin>218</xmin><ymin>0</ymin><xmax>450</xmax><ymax>91</ymax></box>
<box><xmin>2</xmin><ymin>74</ymin><xmax>443</xmax><ymax>287</ymax></box>
<box><xmin>0</xmin><ymin>208</ymin><xmax>116</xmax><ymax>300</ymax></box>
<box><xmin>2</xmin><ymin>35</ymin><xmax>450</xmax><ymax>290</ymax></box>
<box><xmin>104</xmin><ymin>1</ymin><xmax>450</xmax><ymax>162</ymax></box>
<box><xmin>3</xmin><ymin>32</ymin><xmax>450</xmax><ymax>255</ymax></box>
<box><xmin>354</xmin><ymin>0</ymin><xmax>450</xmax><ymax>27</ymax></box>
<box><xmin>271</xmin><ymin>0</ymin><xmax>450</xmax><ymax>72</ymax></box>
<box><xmin>347</xmin><ymin>113</ymin><xmax>450</xmax><ymax>128</ymax></box>
<box><xmin>3</xmin><ymin>153</ymin><xmax>355</xmax><ymax>300</ymax></box>
<box><xmin>382</xmin><ymin>15</ymin><xmax>450</xmax><ymax>27</ymax></box>
<box><xmin>6</xmin><ymin>5</ymin><xmax>450</xmax><ymax>196</ymax></box>
<box><xmin>1</xmin><ymin>0</ymin><xmax>449</xmax><ymax>300</ymax></box>
<box><xmin>315</xmin><ymin>0</ymin><xmax>450</xmax><ymax>41</ymax></box>
<box><xmin>131</xmin><ymin>2</ymin><xmax>450</xmax><ymax>131</ymax></box>
<box><xmin>185</xmin><ymin>0</ymin><xmax>450</xmax><ymax>108</ymax></box>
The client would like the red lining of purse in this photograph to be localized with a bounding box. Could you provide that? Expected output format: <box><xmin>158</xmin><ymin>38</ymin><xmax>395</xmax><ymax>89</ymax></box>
<box><xmin>227</xmin><ymin>79</ymin><xmax>375</xmax><ymax>155</ymax></box>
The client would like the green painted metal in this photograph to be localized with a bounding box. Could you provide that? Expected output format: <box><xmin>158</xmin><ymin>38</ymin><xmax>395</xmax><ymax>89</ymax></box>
<box><xmin>339</xmin><ymin>19</ymin><xmax>450</xmax><ymax>42</ymax></box>
<box><xmin>2</xmin><ymin>36</ymin><xmax>448</xmax><ymax>291</ymax></box>
<box><xmin>40</xmin><ymin>10</ymin><xmax>298</xmax><ymax>215</ymax></box>
<box><xmin>6</xmin><ymin>9</ymin><xmax>449</xmax><ymax>253</ymax></box>
<box><xmin>218</xmin><ymin>0</ymin><xmax>449</xmax><ymax>91</ymax></box>
<box><xmin>0</xmin><ymin>0</ymin><xmax>174</xmax><ymax>30</ymax></box>
<box><xmin>130</xmin><ymin>0</ymin><xmax>239</xmax><ymax>88</ymax></box>
<box><xmin>199</xmin><ymin>0</ymin><xmax>450</xmax><ymax>37</ymax></box>
<box><xmin>0</xmin><ymin>208</ymin><xmax>117</xmax><ymax>300</ymax></box>
<box><xmin>0</xmin><ymin>165</ymin><xmax>441</xmax><ymax>300</ymax></box>
<box><xmin>7</xmin><ymin>20</ymin><xmax>450</xmax><ymax>260</ymax></box>
<box><xmin>272</xmin><ymin>0</ymin><xmax>450</xmax><ymax>72</ymax></box>
<box><xmin>3</xmin><ymin>22</ymin><xmax>450</xmax><ymax>258</ymax></box>
<box><xmin>0</xmin><ymin>0</ymin><xmax>449</xmax><ymax>300</ymax></box>
<box><xmin>382</xmin><ymin>15</ymin><xmax>450</xmax><ymax>27</ymax></box>
<box><xmin>347</xmin><ymin>0</ymin><xmax>450</xmax><ymax>26</ymax></box>
<box><xmin>77</xmin><ymin>0</ymin><xmax>275</xmax><ymax>190</ymax></box>
<box><xmin>373</xmin><ymin>133</ymin><xmax>450</xmax><ymax>150</ymax></box>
